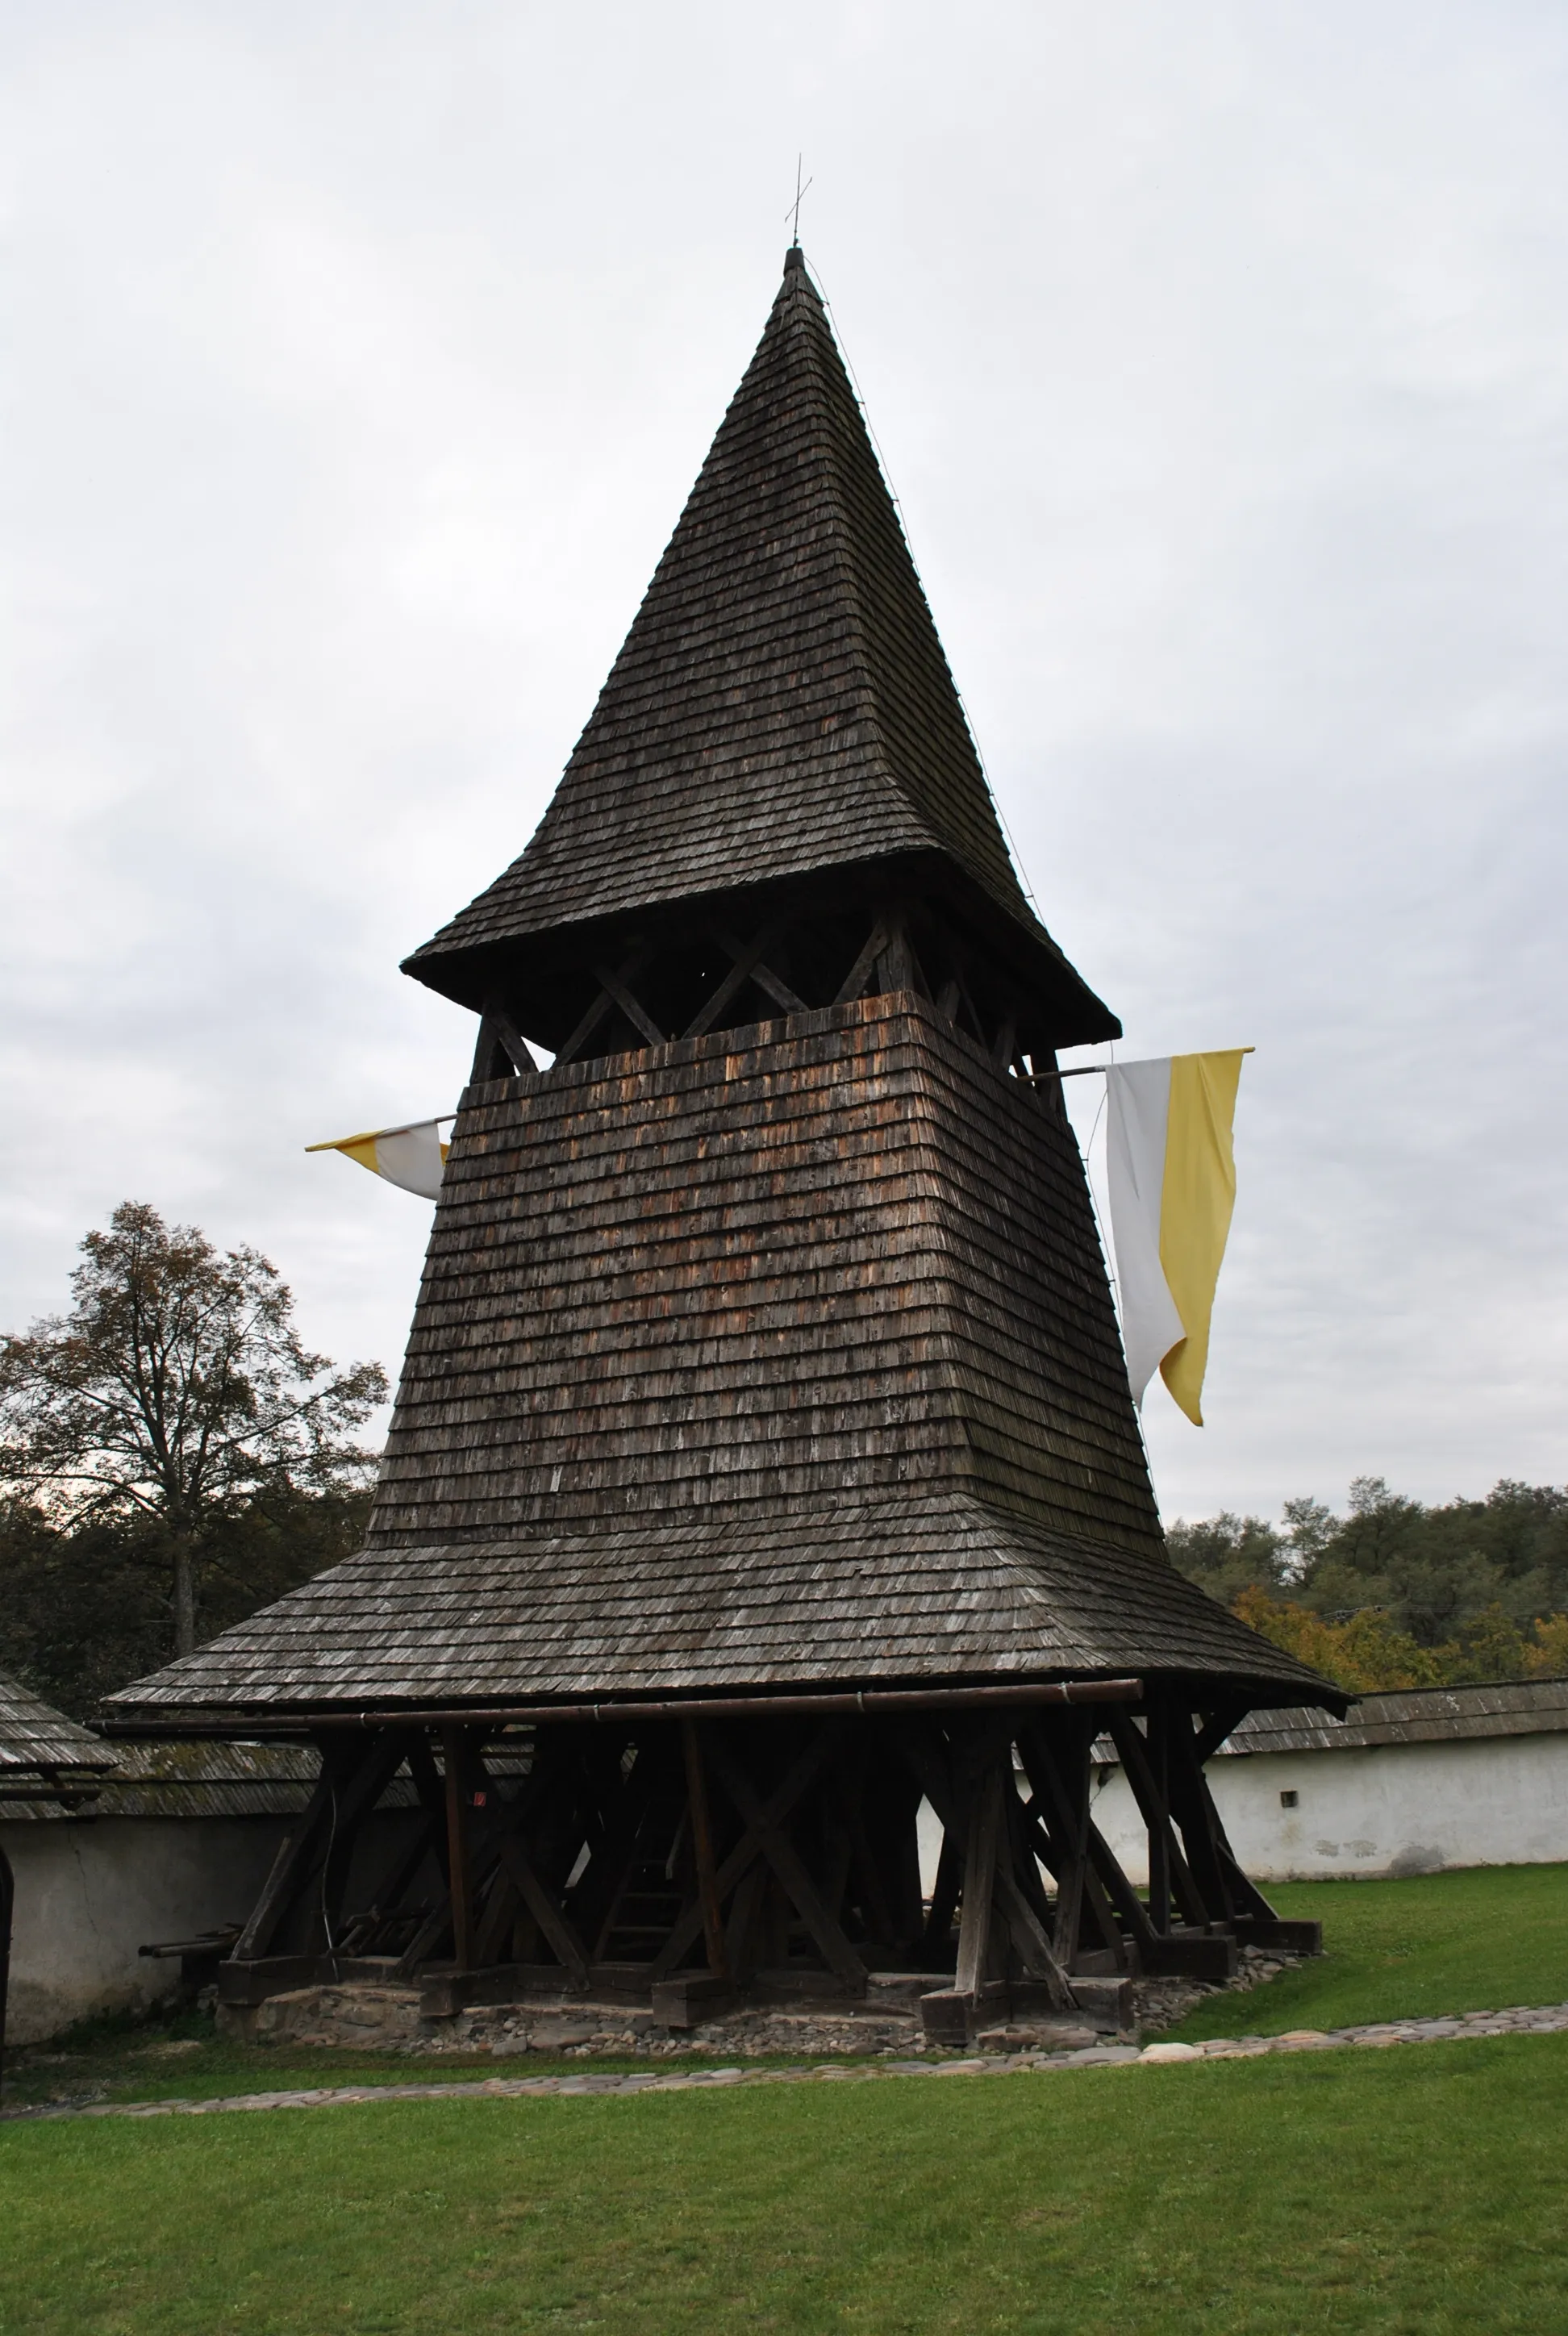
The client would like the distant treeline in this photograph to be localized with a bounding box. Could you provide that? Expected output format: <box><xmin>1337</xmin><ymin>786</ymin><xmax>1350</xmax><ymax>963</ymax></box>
<box><xmin>1169</xmin><ymin>1476</ymin><xmax>1568</xmax><ymax>1692</ymax></box>
<box><xmin>0</xmin><ymin>1489</ymin><xmax>373</xmax><ymax>1719</ymax></box>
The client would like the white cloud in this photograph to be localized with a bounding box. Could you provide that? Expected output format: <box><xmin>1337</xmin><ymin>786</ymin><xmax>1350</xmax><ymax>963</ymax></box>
<box><xmin>3</xmin><ymin>0</ymin><xmax>1566</xmax><ymax>1528</ymax></box>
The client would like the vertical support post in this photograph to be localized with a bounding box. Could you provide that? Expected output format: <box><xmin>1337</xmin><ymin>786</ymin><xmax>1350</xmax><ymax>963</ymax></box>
<box><xmin>954</xmin><ymin>1764</ymin><xmax>1002</xmax><ymax>1999</ymax></box>
<box><xmin>1050</xmin><ymin>1724</ymin><xmax>1091</xmax><ymax>1966</ymax></box>
<box><xmin>1146</xmin><ymin>1722</ymin><xmax>1171</xmax><ymax>1933</ymax></box>
<box><xmin>441</xmin><ymin>1727</ymin><xmax>473</xmax><ymax>1974</ymax></box>
<box><xmin>682</xmin><ymin>1719</ymin><xmax>729</xmax><ymax>1979</ymax></box>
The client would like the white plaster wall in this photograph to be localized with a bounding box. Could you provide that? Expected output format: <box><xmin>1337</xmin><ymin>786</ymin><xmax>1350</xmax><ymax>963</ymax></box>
<box><xmin>2</xmin><ymin>1816</ymin><xmax>288</xmax><ymax>2044</ymax></box>
<box><xmin>1090</xmin><ymin>1733</ymin><xmax>1568</xmax><ymax>1884</ymax></box>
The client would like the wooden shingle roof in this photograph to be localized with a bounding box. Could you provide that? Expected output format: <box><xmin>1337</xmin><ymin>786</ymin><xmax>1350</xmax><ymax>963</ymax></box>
<box><xmin>0</xmin><ymin>1671</ymin><xmax>115</xmax><ymax>1784</ymax></box>
<box><xmin>1216</xmin><ymin>1679</ymin><xmax>1568</xmax><ymax>1755</ymax></box>
<box><xmin>109</xmin><ymin>1000</ymin><xmax>1330</xmax><ymax>1723</ymax></box>
<box><xmin>403</xmin><ymin>248</ymin><xmax>1113</xmax><ymax>1043</ymax></box>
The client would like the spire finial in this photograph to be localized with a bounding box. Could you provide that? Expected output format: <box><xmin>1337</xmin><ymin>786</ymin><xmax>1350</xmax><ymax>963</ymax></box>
<box><xmin>785</xmin><ymin>154</ymin><xmax>813</xmax><ymax>255</ymax></box>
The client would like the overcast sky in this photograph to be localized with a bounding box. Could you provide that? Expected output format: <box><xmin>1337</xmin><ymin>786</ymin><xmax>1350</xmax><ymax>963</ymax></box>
<box><xmin>3</xmin><ymin>0</ymin><xmax>1566</xmax><ymax>1529</ymax></box>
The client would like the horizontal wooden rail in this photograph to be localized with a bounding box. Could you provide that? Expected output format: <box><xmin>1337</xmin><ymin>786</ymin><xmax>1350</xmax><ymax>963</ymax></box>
<box><xmin>102</xmin><ymin>1678</ymin><xmax>1145</xmax><ymax>1739</ymax></box>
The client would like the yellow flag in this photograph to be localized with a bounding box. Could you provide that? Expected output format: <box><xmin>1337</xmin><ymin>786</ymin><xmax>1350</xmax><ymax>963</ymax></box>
<box><xmin>1104</xmin><ymin>1049</ymin><xmax>1249</xmax><ymax>1425</ymax></box>
<box><xmin>1157</xmin><ymin>1052</ymin><xmax>1246</xmax><ymax>1423</ymax></box>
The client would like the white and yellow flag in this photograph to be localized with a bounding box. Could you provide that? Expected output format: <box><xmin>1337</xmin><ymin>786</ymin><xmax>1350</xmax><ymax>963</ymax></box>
<box><xmin>1104</xmin><ymin>1051</ymin><xmax>1248</xmax><ymax>1425</ymax></box>
<box><xmin>306</xmin><ymin>1118</ymin><xmax>451</xmax><ymax>1201</ymax></box>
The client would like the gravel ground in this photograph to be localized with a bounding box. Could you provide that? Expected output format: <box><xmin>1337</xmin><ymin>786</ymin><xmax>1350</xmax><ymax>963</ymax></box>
<box><xmin>8</xmin><ymin>2000</ymin><xmax>1566</xmax><ymax>2123</ymax></box>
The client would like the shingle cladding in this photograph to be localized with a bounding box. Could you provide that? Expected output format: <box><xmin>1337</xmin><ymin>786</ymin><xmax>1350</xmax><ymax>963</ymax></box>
<box><xmin>111</xmin><ymin>999</ymin><xmax>1329</xmax><ymax>1718</ymax></box>
<box><xmin>0</xmin><ymin>1671</ymin><xmax>115</xmax><ymax>1779</ymax></box>
<box><xmin>402</xmin><ymin>250</ymin><xmax>1096</xmax><ymax>1014</ymax></box>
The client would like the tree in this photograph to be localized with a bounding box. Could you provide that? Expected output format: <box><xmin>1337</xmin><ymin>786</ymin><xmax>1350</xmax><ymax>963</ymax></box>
<box><xmin>0</xmin><ymin>1203</ymin><xmax>387</xmax><ymax>1658</ymax></box>
<box><xmin>1232</xmin><ymin>1586</ymin><xmax>1447</xmax><ymax>1693</ymax></box>
<box><xmin>1164</xmin><ymin>1512</ymin><xmax>1292</xmax><ymax>1607</ymax></box>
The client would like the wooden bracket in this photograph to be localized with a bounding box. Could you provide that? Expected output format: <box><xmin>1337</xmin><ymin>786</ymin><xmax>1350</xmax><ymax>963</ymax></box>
<box><xmin>714</xmin><ymin>931</ymin><xmax>807</xmax><ymax>1016</ymax></box>
<box><xmin>1104</xmin><ymin>1709</ymin><xmax>1211</xmax><ymax>1932</ymax></box>
<box><xmin>832</xmin><ymin>919</ymin><xmax>888</xmax><ymax>1007</ymax></box>
<box><xmin>705</xmin><ymin>1738</ymin><xmax>866</xmax><ymax>1990</ymax></box>
<box><xmin>651</xmin><ymin>1724</ymin><xmax>846</xmax><ymax>1981</ymax></box>
<box><xmin>470</xmin><ymin>999</ymin><xmax>535</xmax><ymax>1083</ymax></box>
<box><xmin>683</xmin><ymin>920</ymin><xmax>790</xmax><ymax>1041</ymax></box>
<box><xmin>556</xmin><ymin>946</ymin><xmax>656</xmax><ymax>1065</ymax></box>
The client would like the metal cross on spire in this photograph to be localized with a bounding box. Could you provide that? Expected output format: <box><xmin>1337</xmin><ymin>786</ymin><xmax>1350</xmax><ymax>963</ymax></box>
<box><xmin>786</xmin><ymin>155</ymin><xmax>813</xmax><ymax>247</ymax></box>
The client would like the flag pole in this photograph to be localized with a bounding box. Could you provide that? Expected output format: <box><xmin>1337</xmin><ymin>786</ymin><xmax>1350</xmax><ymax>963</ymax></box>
<box><xmin>1020</xmin><ymin>1047</ymin><xmax>1253</xmax><ymax>1087</ymax></box>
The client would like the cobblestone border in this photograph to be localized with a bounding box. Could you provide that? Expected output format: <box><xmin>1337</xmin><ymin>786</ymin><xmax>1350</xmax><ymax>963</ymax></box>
<box><xmin>6</xmin><ymin>2003</ymin><xmax>1566</xmax><ymax>2123</ymax></box>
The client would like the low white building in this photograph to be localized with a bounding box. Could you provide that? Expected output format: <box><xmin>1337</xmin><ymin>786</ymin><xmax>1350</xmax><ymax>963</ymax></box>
<box><xmin>1</xmin><ymin>1671</ymin><xmax>326</xmax><ymax>2047</ymax></box>
<box><xmin>1091</xmin><ymin>1679</ymin><xmax>1568</xmax><ymax>1883</ymax></box>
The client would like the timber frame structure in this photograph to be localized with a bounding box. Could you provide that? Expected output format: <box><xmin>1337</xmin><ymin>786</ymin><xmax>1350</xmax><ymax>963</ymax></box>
<box><xmin>107</xmin><ymin>244</ymin><xmax>1340</xmax><ymax>2042</ymax></box>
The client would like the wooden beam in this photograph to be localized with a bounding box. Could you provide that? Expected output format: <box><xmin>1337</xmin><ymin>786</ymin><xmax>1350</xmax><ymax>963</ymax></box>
<box><xmin>682</xmin><ymin>1721</ymin><xmax>730</xmax><ymax>1979</ymax></box>
<box><xmin>714</xmin><ymin>930</ymin><xmax>807</xmax><ymax>1016</ymax></box>
<box><xmin>683</xmin><ymin>922</ymin><xmax>786</xmax><ymax>1041</ymax></box>
<box><xmin>592</xmin><ymin>962</ymin><xmax>665</xmax><ymax>1048</ymax></box>
<box><xmin>470</xmin><ymin>998</ymin><xmax>535</xmax><ymax>1082</ymax></box>
<box><xmin>1194</xmin><ymin>1700</ymin><xmax>1250</xmax><ymax>1766</ymax></box>
<box><xmin>722</xmin><ymin>1862</ymin><xmax>767</xmax><ymax>1979</ymax></box>
<box><xmin>232</xmin><ymin>1730</ymin><xmax>410</xmax><ymax>1961</ymax></box>
<box><xmin>651</xmin><ymin>1725</ymin><xmax>845</xmax><ymax>1979</ymax></box>
<box><xmin>954</xmin><ymin>1764</ymin><xmax>1002</xmax><ymax>1997</ymax></box>
<box><xmin>1105</xmin><ymin>1710</ymin><xmax>1210</xmax><ymax>1932</ymax></box>
<box><xmin>995</xmin><ymin>1868</ymin><xmax>1076</xmax><ymax>2008</ymax></box>
<box><xmin>555</xmin><ymin>984</ymin><xmax>616</xmax><ymax>1066</ymax></box>
<box><xmin>442</xmin><ymin>1727</ymin><xmax>475</xmax><ymax>1973</ymax></box>
<box><xmin>705</xmin><ymin>1737</ymin><xmax>866</xmax><ymax>1991</ymax></box>
<box><xmin>1163</xmin><ymin>1712</ymin><xmax>1275</xmax><ymax>1922</ymax></box>
<box><xmin>492</xmin><ymin>1832</ymin><xmax>590</xmax><ymax>1989</ymax></box>
<box><xmin>832</xmin><ymin>920</ymin><xmax>888</xmax><ymax>1007</ymax></box>
<box><xmin>231</xmin><ymin>1777</ymin><xmax>336</xmax><ymax>1961</ymax></box>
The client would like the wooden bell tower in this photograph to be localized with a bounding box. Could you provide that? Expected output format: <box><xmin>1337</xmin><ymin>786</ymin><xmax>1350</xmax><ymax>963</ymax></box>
<box><xmin>110</xmin><ymin>247</ymin><xmax>1337</xmax><ymax>2042</ymax></box>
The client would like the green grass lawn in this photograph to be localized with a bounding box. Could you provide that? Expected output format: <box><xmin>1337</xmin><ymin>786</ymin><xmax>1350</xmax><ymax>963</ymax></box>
<box><xmin>1166</xmin><ymin>1863</ymin><xmax>1568</xmax><ymax>2041</ymax></box>
<box><xmin>8</xmin><ymin>1864</ymin><xmax>1562</xmax><ymax>2109</ymax></box>
<box><xmin>3</xmin><ymin>2038</ymin><xmax>1566</xmax><ymax>2334</ymax></box>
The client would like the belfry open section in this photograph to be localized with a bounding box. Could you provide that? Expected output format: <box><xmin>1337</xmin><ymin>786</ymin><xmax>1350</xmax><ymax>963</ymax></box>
<box><xmin>104</xmin><ymin>246</ymin><xmax>1339</xmax><ymax>2045</ymax></box>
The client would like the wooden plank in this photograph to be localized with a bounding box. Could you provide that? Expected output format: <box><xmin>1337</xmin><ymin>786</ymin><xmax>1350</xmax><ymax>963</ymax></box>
<box><xmin>715</xmin><ymin>929</ymin><xmax>807</xmax><ymax>1016</ymax></box>
<box><xmin>554</xmin><ymin>983</ymin><xmax>615</xmax><ymax>1065</ymax></box>
<box><xmin>1193</xmin><ymin>1700</ymin><xmax>1250</xmax><ymax>1765</ymax></box>
<box><xmin>593</xmin><ymin>964</ymin><xmax>665</xmax><ymax>1048</ymax></box>
<box><xmin>705</xmin><ymin>1738</ymin><xmax>866</xmax><ymax>1990</ymax></box>
<box><xmin>494</xmin><ymin>1832</ymin><xmax>590</xmax><ymax>1989</ymax></box>
<box><xmin>442</xmin><ymin>1726</ymin><xmax>475</xmax><ymax>1972</ymax></box>
<box><xmin>231</xmin><ymin>1778</ymin><xmax>335</xmax><ymax>1960</ymax></box>
<box><xmin>682</xmin><ymin>1720</ymin><xmax>729</xmax><ymax>1979</ymax></box>
<box><xmin>1159</xmin><ymin>1711</ymin><xmax>1236</xmax><ymax>1925</ymax></box>
<box><xmin>994</xmin><ymin>1867</ymin><xmax>1075</xmax><ymax>2009</ymax></box>
<box><xmin>683</xmin><ymin>923</ymin><xmax>786</xmax><ymax>1040</ymax></box>
<box><xmin>722</xmin><ymin>1861</ymin><xmax>766</xmax><ymax>1978</ymax></box>
<box><xmin>393</xmin><ymin>1892</ymin><xmax>456</xmax><ymax>1982</ymax></box>
<box><xmin>832</xmin><ymin>919</ymin><xmax>887</xmax><ymax>1006</ymax></box>
<box><xmin>231</xmin><ymin>1729</ymin><xmax>408</xmax><ymax>1961</ymax></box>
<box><xmin>470</xmin><ymin>999</ymin><xmax>534</xmax><ymax>1081</ymax></box>
<box><xmin>1105</xmin><ymin>1710</ymin><xmax>1210</xmax><ymax>1931</ymax></box>
<box><xmin>1164</xmin><ymin>1718</ymin><xmax>1276</xmax><ymax>1922</ymax></box>
<box><xmin>953</xmin><ymin>1764</ymin><xmax>1001</xmax><ymax>1997</ymax></box>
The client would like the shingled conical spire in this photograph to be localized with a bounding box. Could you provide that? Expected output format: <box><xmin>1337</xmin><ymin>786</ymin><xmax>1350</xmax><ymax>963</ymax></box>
<box><xmin>405</xmin><ymin>248</ymin><xmax>1115</xmax><ymax>1056</ymax></box>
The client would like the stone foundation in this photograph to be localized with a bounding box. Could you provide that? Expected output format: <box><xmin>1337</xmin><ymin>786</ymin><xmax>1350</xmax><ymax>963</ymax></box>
<box><xmin>213</xmin><ymin>1945</ymin><xmax>1303</xmax><ymax>2059</ymax></box>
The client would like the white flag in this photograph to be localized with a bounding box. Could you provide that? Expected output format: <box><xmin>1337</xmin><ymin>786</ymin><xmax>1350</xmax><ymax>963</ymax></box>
<box><xmin>1103</xmin><ymin>1052</ymin><xmax>1247</xmax><ymax>1423</ymax></box>
<box><xmin>306</xmin><ymin>1117</ymin><xmax>451</xmax><ymax>1200</ymax></box>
